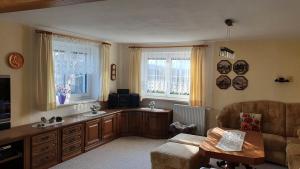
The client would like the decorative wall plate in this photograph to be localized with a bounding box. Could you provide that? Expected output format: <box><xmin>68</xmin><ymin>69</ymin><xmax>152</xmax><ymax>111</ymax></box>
<box><xmin>233</xmin><ymin>60</ymin><xmax>249</xmax><ymax>75</ymax></box>
<box><xmin>233</xmin><ymin>76</ymin><xmax>248</xmax><ymax>90</ymax></box>
<box><xmin>216</xmin><ymin>75</ymin><xmax>231</xmax><ymax>89</ymax></box>
<box><xmin>217</xmin><ymin>60</ymin><xmax>232</xmax><ymax>74</ymax></box>
<box><xmin>8</xmin><ymin>52</ymin><xmax>24</xmax><ymax>69</ymax></box>
<box><xmin>111</xmin><ymin>64</ymin><xmax>117</xmax><ymax>81</ymax></box>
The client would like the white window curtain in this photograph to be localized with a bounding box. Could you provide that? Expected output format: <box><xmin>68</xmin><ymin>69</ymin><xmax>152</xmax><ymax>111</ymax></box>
<box><xmin>52</xmin><ymin>36</ymin><xmax>101</xmax><ymax>102</ymax></box>
<box><xmin>141</xmin><ymin>47</ymin><xmax>191</xmax><ymax>99</ymax></box>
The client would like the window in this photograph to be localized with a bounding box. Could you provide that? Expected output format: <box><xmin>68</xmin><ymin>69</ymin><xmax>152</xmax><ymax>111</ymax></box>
<box><xmin>53</xmin><ymin>36</ymin><xmax>100</xmax><ymax>104</ymax></box>
<box><xmin>141</xmin><ymin>47</ymin><xmax>191</xmax><ymax>100</ymax></box>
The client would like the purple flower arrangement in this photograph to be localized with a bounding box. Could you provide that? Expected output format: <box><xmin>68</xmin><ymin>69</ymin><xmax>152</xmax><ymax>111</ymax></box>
<box><xmin>56</xmin><ymin>84</ymin><xmax>71</xmax><ymax>104</ymax></box>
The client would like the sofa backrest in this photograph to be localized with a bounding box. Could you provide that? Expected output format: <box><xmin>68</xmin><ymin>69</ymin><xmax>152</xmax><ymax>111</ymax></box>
<box><xmin>217</xmin><ymin>100</ymin><xmax>286</xmax><ymax>136</ymax></box>
<box><xmin>286</xmin><ymin>103</ymin><xmax>300</xmax><ymax>137</ymax></box>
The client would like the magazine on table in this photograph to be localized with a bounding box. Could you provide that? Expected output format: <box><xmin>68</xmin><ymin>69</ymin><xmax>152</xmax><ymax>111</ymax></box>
<box><xmin>216</xmin><ymin>130</ymin><xmax>246</xmax><ymax>152</ymax></box>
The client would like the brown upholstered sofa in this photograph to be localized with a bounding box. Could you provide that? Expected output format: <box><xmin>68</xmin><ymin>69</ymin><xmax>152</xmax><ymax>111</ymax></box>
<box><xmin>215</xmin><ymin>100</ymin><xmax>300</xmax><ymax>168</ymax></box>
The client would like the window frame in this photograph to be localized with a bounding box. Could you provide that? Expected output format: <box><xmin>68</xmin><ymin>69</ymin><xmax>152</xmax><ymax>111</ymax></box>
<box><xmin>141</xmin><ymin>49</ymin><xmax>191</xmax><ymax>101</ymax></box>
<box><xmin>52</xmin><ymin>39</ymin><xmax>99</xmax><ymax>104</ymax></box>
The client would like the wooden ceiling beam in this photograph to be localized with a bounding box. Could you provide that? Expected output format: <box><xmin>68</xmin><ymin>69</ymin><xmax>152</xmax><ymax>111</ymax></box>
<box><xmin>0</xmin><ymin>0</ymin><xmax>105</xmax><ymax>13</ymax></box>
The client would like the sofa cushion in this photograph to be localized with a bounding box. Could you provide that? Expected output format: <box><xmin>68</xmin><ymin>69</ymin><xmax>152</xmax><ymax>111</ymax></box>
<box><xmin>168</xmin><ymin>133</ymin><xmax>206</xmax><ymax>147</ymax></box>
<box><xmin>286</xmin><ymin>143</ymin><xmax>300</xmax><ymax>169</ymax></box>
<box><xmin>286</xmin><ymin>103</ymin><xmax>300</xmax><ymax>137</ymax></box>
<box><xmin>287</xmin><ymin>137</ymin><xmax>300</xmax><ymax>144</ymax></box>
<box><xmin>262</xmin><ymin>133</ymin><xmax>286</xmax><ymax>151</ymax></box>
<box><xmin>218</xmin><ymin>101</ymin><xmax>286</xmax><ymax>136</ymax></box>
<box><xmin>240</xmin><ymin>112</ymin><xmax>262</xmax><ymax>131</ymax></box>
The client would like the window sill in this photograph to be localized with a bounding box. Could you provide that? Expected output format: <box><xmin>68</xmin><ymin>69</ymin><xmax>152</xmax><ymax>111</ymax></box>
<box><xmin>141</xmin><ymin>96</ymin><xmax>189</xmax><ymax>103</ymax></box>
<box><xmin>57</xmin><ymin>99</ymin><xmax>98</xmax><ymax>108</ymax></box>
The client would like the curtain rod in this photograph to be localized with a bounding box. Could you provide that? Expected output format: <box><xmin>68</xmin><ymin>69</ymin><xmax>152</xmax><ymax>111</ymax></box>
<box><xmin>128</xmin><ymin>44</ymin><xmax>208</xmax><ymax>48</ymax></box>
<box><xmin>35</xmin><ymin>29</ymin><xmax>111</xmax><ymax>45</ymax></box>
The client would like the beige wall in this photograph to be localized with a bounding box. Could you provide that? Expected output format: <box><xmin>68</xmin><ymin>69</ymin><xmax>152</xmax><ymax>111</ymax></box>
<box><xmin>0</xmin><ymin>21</ymin><xmax>119</xmax><ymax>126</ymax></box>
<box><xmin>116</xmin><ymin>40</ymin><xmax>300</xmax><ymax>129</ymax></box>
<box><xmin>207</xmin><ymin>39</ymin><xmax>300</xmax><ymax>128</ymax></box>
<box><xmin>0</xmin><ymin>21</ymin><xmax>34</xmax><ymax>126</ymax></box>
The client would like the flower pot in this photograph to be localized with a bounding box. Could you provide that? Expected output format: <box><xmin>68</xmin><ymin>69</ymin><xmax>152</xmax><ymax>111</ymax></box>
<box><xmin>58</xmin><ymin>94</ymin><xmax>66</xmax><ymax>104</ymax></box>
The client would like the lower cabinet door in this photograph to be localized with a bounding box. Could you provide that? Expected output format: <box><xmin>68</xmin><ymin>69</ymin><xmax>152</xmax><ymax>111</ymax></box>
<box><xmin>144</xmin><ymin>113</ymin><xmax>169</xmax><ymax>138</ymax></box>
<box><xmin>102</xmin><ymin>115</ymin><xmax>117</xmax><ymax>141</ymax></box>
<box><xmin>120</xmin><ymin>112</ymin><xmax>129</xmax><ymax>136</ymax></box>
<box><xmin>128</xmin><ymin>112</ymin><xmax>142</xmax><ymax>135</ymax></box>
<box><xmin>85</xmin><ymin>119</ymin><xmax>101</xmax><ymax>150</ymax></box>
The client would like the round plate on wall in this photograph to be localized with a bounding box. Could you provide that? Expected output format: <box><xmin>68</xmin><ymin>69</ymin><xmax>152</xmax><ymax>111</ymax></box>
<box><xmin>8</xmin><ymin>52</ymin><xmax>24</xmax><ymax>69</ymax></box>
<box><xmin>217</xmin><ymin>60</ymin><xmax>232</xmax><ymax>74</ymax></box>
<box><xmin>216</xmin><ymin>75</ymin><xmax>231</xmax><ymax>89</ymax></box>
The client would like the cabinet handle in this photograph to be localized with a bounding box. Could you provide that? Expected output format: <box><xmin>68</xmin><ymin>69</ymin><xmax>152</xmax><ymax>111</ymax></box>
<box><xmin>89</xmin><ymin>124</ymin><xmax>98</xmax><ymax>128</ymax></box>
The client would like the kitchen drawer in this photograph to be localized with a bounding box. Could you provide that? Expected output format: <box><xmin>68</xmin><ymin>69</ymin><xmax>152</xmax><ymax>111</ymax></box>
<box><xmin>32</xmin><ymin>130</ymin><xmax>57</xmax><ymax>146</ymax></box>
<box><xmin>32</xmin><ymin>140</ymin><xmax>57</xmax><ymax>156</ymax></box>
<box><xmin>63</xmin><ymin>124</ymin><xmax>83</xmax><ymax>137</ymax></box>
<box><xmin>32</xmin><ymin>150</ymin><xmax>57</xmax><ymax>169</ymax></box>
<box><xmin>62</xmin><ymin>134</ymin><xmax>82</xmax><ymax>146</ymax></box>
<box><xmin>62</xmin><ymin>142</ymin><xmax>82</xmax><ymax>161</ymax></box>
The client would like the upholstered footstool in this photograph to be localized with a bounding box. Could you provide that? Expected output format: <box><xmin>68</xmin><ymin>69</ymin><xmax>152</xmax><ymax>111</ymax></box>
<box><xmin>168</xmin><ymin>133</ymin><xmax>206</xmax><ymax>147</ymax></box>
<box><xmin>151</xmin><ymin>142</ymin><xmax>209</xmax><ymax>169</ymax></box>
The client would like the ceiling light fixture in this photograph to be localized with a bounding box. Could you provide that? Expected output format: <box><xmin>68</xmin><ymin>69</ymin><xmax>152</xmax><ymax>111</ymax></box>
<box><xmin>219</xmin><ymin>19</ymin><xmax>235</xmax><ymax>59</ymax></box>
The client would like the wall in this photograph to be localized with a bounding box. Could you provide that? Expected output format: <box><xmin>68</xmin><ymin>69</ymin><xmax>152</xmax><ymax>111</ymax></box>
<box><xmin>116</xmin><ymin>39</ymin><xmax>300</xmax><ymax>129</ymax></box>
<box><xmin>0</xmin><ymin>21</ymin><xmax>119</xmax><ymax>127</ymax></box>
<box><xmin>207</xmin><ymin>39</ymin><xmax>300</xmax><ymax>128</ymax></box>
<box><xmin>0</xmin><ymin>21</ymin><xmax>34</xmax><ymax>126</ymax></box>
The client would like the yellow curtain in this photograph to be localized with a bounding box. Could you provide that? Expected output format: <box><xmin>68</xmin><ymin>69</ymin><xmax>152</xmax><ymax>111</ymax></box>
<box><xmin>35</xmin><ymin>33</ymin><xmax>56</xmax><ymax>110</ymax></box>
<box><xmin>128</xmin><ymin>48</ymin><xmax>142</xmax><ymax>94</ymax></box>
<box><xmin>101</xmin><ymin>43</ymin><xmax>110</xmax><ymax>101</ymax></box>
<box><xmin>189</xmin><ymin>46</ymin><xmax>205</xmax><ymax>106</ymax></box>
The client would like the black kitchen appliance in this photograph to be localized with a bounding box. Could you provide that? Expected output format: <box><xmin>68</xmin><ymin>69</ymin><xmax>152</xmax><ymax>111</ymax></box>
<box><xmin>0</xmin><ymin>75</ymin><xmax>10</xmax><ymax>130</ymax></box>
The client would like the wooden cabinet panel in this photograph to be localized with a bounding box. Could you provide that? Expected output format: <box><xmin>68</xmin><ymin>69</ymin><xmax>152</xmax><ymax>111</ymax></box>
<box><xmin>102</xmin><ymin>115</ymin><xmax>117</xmax><ymax>141</ymax></box>
<box><xmin>32</xmin><ymin>130</ymin><xmax>57</xmax><ymax>146</ymax></box>
<box><xmin>119</xmin><ymin>112</ymin><xmax>129</xmax><ymax>136</ymax></box>
<box><xmin>62</xmin><ymin>124</ymin><xmax>84</xmax><ymax>161</ymax></box>
<box><xmin>143</xmin><ymin>112</ymin><xmax>170</xmax><ymax>138</ymax></box>
<box><xmin>128</xmin><ymin>112</ymin><xmax>142</xmax><ymax>135</ymax></box>
<box><xmin>31</xmin><ymin>130</ymin><xmax>59</xmax><ymax>169</ymax></box>
<box><xmin>85</xmin><ymin>119</ymin><xmax>101</xmax><ymax>151</ymax></box>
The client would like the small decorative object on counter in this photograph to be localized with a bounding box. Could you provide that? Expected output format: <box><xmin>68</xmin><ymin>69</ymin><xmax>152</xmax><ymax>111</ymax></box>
<box><xmin>56</xmin><ymin>84</ymin><xmax>71</xmax><ymax>105</ymax></box>
<box><xmin>149</xmin><ymin>101</ymin><xmax>156</xmax><ymax>110</ymax></box>
<box><xmin>56</xmin><ymin>116</ymin><xmax>63</xmax><ymax>122</ymax></box>
<box><xmin>90</xmin><ymin>105</ymin><xmax>101</xmax><ymax>114</ymax></box>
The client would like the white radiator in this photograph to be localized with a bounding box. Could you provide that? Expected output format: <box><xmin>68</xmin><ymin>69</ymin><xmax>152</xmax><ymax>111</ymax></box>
<box><xmin>173</xmin><ymin>104</ymin><xmax>206</xmax><ymax>136</ymax></box>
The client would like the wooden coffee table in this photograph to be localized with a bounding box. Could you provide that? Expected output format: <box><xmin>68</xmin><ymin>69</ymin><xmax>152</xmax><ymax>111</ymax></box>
<box><xmin>199</xmin><ymin>127</ymin><xmax>265</xmax><ymax>169</ymax></box>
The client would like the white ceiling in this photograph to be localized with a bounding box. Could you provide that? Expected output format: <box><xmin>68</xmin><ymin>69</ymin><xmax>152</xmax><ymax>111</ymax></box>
<box><xmin>0</xmin><ymin>0</ymin><xmax>300</xmax><ymax>43</ymax></box>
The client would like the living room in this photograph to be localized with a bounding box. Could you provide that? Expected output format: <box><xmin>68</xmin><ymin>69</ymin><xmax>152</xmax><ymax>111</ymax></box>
<box><xmin>0</xmin><ymin>0</ymin><xmax>299</xmax><ymax>169</ymax></box>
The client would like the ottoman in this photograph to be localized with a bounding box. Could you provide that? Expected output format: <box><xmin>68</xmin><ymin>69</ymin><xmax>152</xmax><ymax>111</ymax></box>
<box><xmin>168</xmin><ymin>133</ymin><xmax>206</xmax><ymax>147</ymax></box>
<box><xmin>151</xmin><ymin>142</ymin><xmax>209</xmax><ymax>169</ymax></box>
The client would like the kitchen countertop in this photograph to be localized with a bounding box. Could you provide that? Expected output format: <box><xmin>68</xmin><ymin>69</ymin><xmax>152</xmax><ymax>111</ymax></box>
<box><xmin>0</xmin><ymin>107</ymin><xmax>172</xmax><ymax>145</ymax></box>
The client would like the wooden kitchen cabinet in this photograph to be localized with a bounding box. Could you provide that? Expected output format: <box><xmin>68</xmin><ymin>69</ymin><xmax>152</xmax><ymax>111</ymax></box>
<box><xmin>85</xmin><ymin>118</ymin><xmax>101</xmax><ymax>151</ymax></box>
<box><xmin>128</xmin><ymin>111</ymin><xmax>142</xmax><ymax>135</ymax></box>
<box><xmin>61</xmin><ymin>123</ymin><xmax>84</xmax><ymax>161</ymax></box>
<box><xmin>101</xmin><ymin>114</ymin><xmax>117</xmax><ymax>141</ymax></box>
<box><xmin>119</xmin><ymin>112</ymin><xmax>129</xmax><ymax>136</ymax></box>
<box><xmin>143</xmin><ymin>112</ymin><xmax>171</xmax><ymax>139</ymax></box>
<box><xmin>31</xmin><ymin>130</ymin><xmax>59</xmax><ymax>169</ymax></box>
